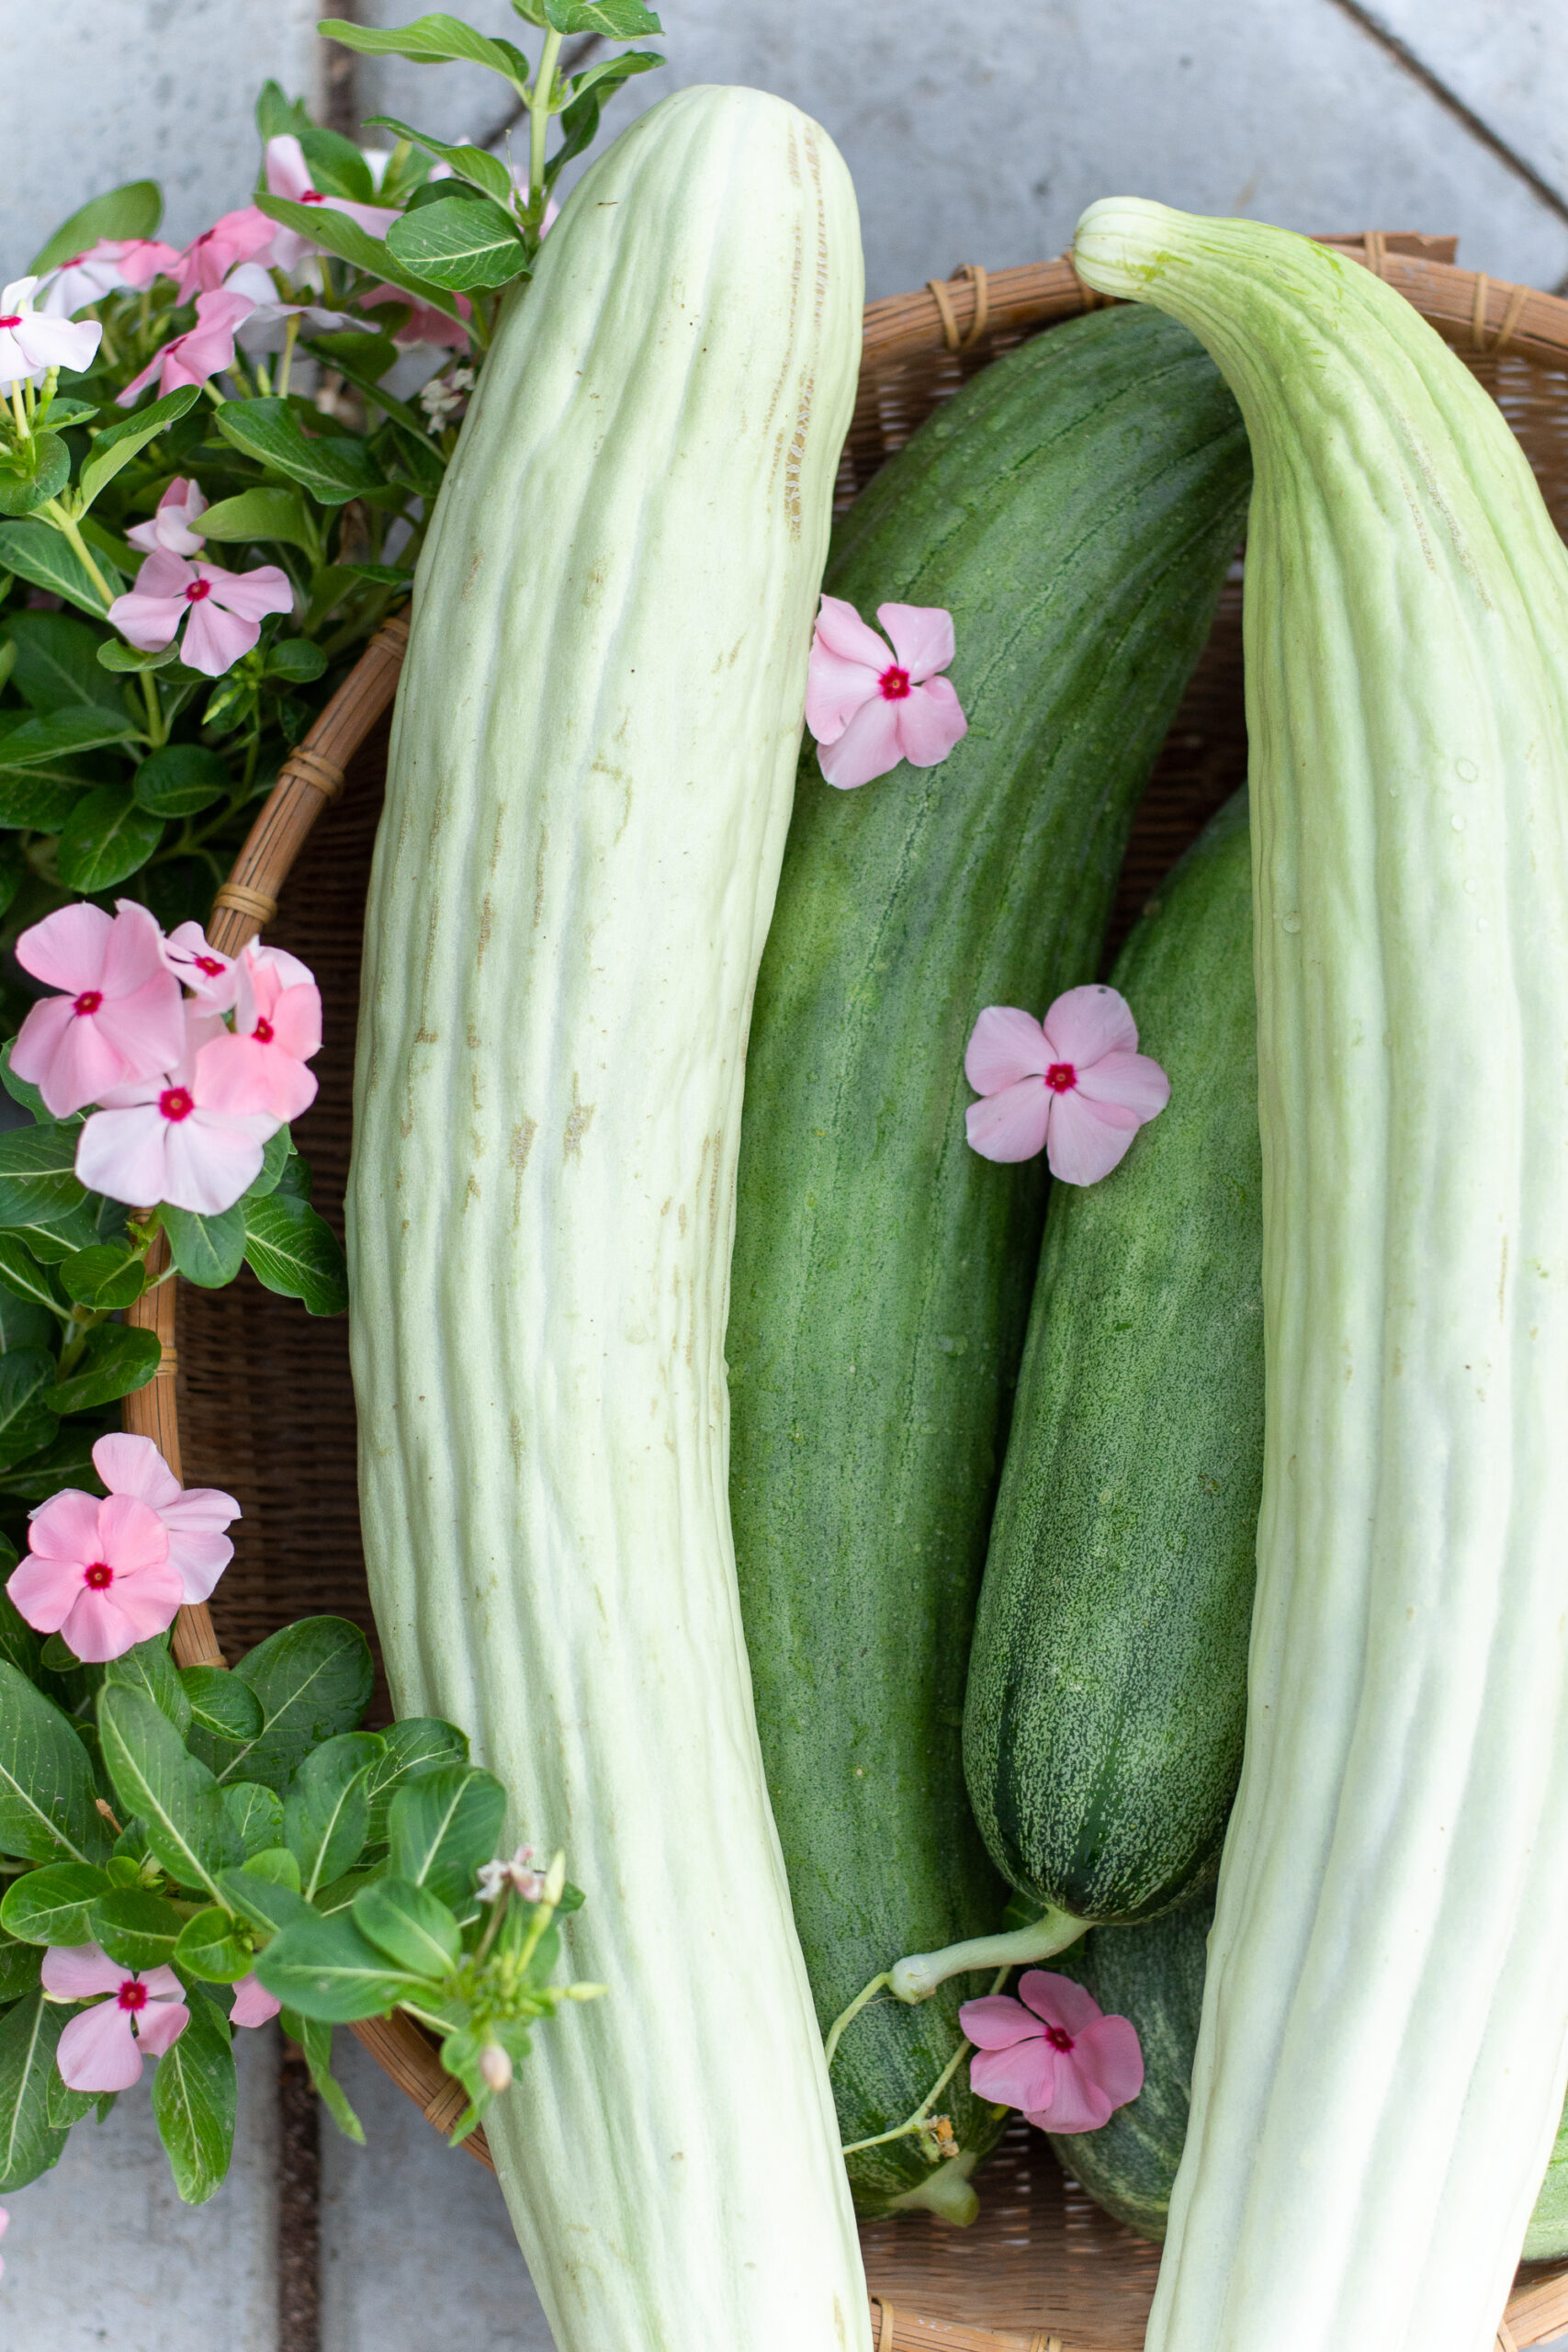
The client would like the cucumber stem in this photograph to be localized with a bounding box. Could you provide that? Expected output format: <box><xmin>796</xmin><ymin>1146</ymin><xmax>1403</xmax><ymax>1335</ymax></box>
<box><xmin>822</xmin><ymin>1970</ymin><xmax>891</xmax><ymax>2075</ymax></box>
<box><xmin>888</xmin><ymin>1903</ymin><xmax>1088</xmax><ymax>2002</ymax></box>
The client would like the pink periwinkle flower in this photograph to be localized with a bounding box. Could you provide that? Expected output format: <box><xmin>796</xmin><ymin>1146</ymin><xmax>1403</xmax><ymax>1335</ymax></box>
<box><xmin>222</xmin><ymin>262</ymin><xmax>355</xmax><ymax>355</ymax></box>
<box><xmin>263</xmin><ymin>135</ymin><xmax>400</xmax><ymax>273</ymax></box>
<box><xmin>7</xmin><ymin>1491</ymin><xmax>183</xmax><ymax>1663</ymax></box>
<box><xmin>126</xmin><ymin>476</ymin><xmax>208</xmax><ymax>559</ymax></box>
<box><xmin>39</xmin><ymin>237</ymin><xmax>181</xmax><ymax>316</ymax></box>
<box><xmin>230</xmin><ymin>1974</ymin><xmax>281</xmax><ymax>2030</ymax></box>
<box><xmin>116</xmin><ymin>286</ymin><xmax>254</xmax><ymax>408</ymax></box>
<box><xmin>170</xmin><ymin>207</ymin><xmax>277</xmax><ymax>304</ymax></box>
<box><xmin>87</xmin><ymin>1433</ymin><xmax>239</xmax><ymax>1607</ymax></box>
<box><xmin>11</xmin><ymin>899</ymin><xmax>186</xmax><ymax>1118</ymax></box>
<box><xmin>162</xmin><ymin>920</ymin><xmax>239</xmax><ymax>1010</ymax></box>
<box><xmin>964</xmin><ymin>984</ymin><xmax>1170</xmax><ymax>1184</ymax></box>
<box><xmin>74</xmin><ymin>1002</ymin><xmax>281</xmax><ymax>1216</ymax></box>
<box><xmin>107</xmin><ymin>547</ymin><xmax>292</xmax><ymax>678</ymax></box>
<box><xmin>805</xmin><ymin>594</ymin><xmax>967</xmax><ymax>790</ymax></box>
<box><xmin>41</xmin><ymin>1945</ymin><xmax>189</xmax><ymax>2091</ymax></box>
<box><xmin>961</xmin><ymin>1970</ymin><xmax>1144</xmax><ymax>2134</ymax></box>
<box><xmin>0</xmin><ymin>275</ymin><xmax>102</xmax><ymax>394</ymax></box>
<box><xmin>200</xmin><ymin>940</ymin><xmax>321</xmax><ymax>1121</ymax></box>
<box><xmin>358</xmin><ymin>281</ymin><xmax>471</xmax><ymax>351</ymax></box>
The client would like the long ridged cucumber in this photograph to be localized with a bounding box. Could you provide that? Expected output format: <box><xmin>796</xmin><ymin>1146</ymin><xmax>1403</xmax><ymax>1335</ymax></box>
<box><xmin>728</xmin><ymin>306</ymin><xmax>1250</xmax><ymax>2219</ymax></box>
<box><xmin>964</xmin><ymin>787</ymin><xmax>1263</xmax><ymax>1927</ymax></box>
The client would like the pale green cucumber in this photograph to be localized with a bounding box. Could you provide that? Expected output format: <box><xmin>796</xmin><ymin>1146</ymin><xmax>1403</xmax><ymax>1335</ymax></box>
<box><xmin>728</xmin><ymin>305</ymin><xmax>1250</xmax><ymax>2218</ymax></box>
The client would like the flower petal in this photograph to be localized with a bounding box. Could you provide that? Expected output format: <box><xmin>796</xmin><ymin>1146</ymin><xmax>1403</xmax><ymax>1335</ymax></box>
<box><xmin>957</xmin><ymin>1992</ymin><xmax>1041</xmax><ymax>2052</ymax></box>
<box><xmin>965</xmin><ymin>1077</ymin><xmax>1052</xmax><ymax>1164</ymax></box>
<box><xmin>804</xmin><ymin>642</ymin><xmax>881</xmax><ymax>746</ymax></box>
<box><xmin>876</xmin><ymin>602</ymin><xmax>954</xmax><ymax>683</ymax></box>
<box><xmin>92</xmin><ymin>1433</ymin><xmax>182</xmax><ymax>1510</ymax></box>
<box><xmin>139</xmin><ymin>1965</ymin><xmax>186</xmax><ymax>2004</ymax></box>
<box><xmin>969</xmin><ymin>2034</ymin><xmax>1059</xmax><ymax>2114</ymax></box>
<box><xmin>97</xmin><ymin>1492</ymin><xmax>170</xmax><ymax>1576</ymax></box>
<box><xmin>164</xmin><ymin>1529</ymin><xmax>233</xmax><ymax>1606</ymax></box>
<box><xmin>813</xmin><ymin>593</ymin><xmax>895</xmax><ymax>672</ymax></box>
<box><xmin>1075</xmin><ymin>1048</ymin><xmax>1171</xmax><ymax>1125</ymax></box>
<box><xmin>893</xmin><ymin>674</ymin><xmax>967</xmax><ymax>769</ymax></box>
<box><xmin>28</xmin><ymin>1488</ymin><xmax>107</xmax><ymax>1563</ymax></box>
<box><xmin>1022</xmin><ymin>2051</ymin><xmax>1115</xmax><ymax>2133</ymax></box>
<box><xmin>6</xmin><ymin>1553</ymin><xmax>79</xmax><ymax>1634</ymax></box>
<box><xmin>1072</xmin><ymin>2013</ymin><xmax>1146</xmax><ymax>2110</ymax></box>
<box><xmin>62</xmin><ymin>1583</ymin><xmax>168</xmax><ymax>1664</ymax></box>
<box><xmin>57</xmin><ymin>2000</ymin><xmax>143</xmax><ymax>2092</ymax></box>
<box><xmin>73</xmin><ymin>1104</ymin><xmax>175</xmax><ymax>1210</ymax></box>
<box><xmin>14</xmin><ymin>901</ymin><xmax>111</xmax><ymax>992</ymax></box>
<box><xmin>179</xmin><ymin>598</ymin><xmax>260</xmax><ymax>678</ymax></box>
<box><xmin>230</xmin><ymin>1974</ymin><xmax>282</xmax><ymax>2030</ymax></box>
<box><xmin>1041</xmin><ymin>983</ymin><xmax>1139</xmax><ymax>1069</ymax></box>
<box><xmin>1044</xmin><ymin>1090</ymin><xmax>1143</xmax><ymax>1187</ymax></box>
<box><xmin>132</xmin><ymin>1997</ymin><xmax>190</xmax><ymax>2059</ymax></box>
<box><xmin>1017</xmin><ymin>1969</ymin><xmax>1108</xmax><ymax>2040</ymax></box>
<box><xmin>200</xmin><ymin>563</ymin><xmax>293</xmax><ymax>625</ymax></box>
<box><xmin>818</xmin><ymin>696</ymin><xmax>905</xmax><ymax>791</ymax></box>
<box><xmin>40</xmin><ymin>1942</ymin><xmax>124</xmax><ymax>2000</ymax></box>
<box><xmin>964</xmin><ymin>1006</ymin><xmax>1050</xmax><ymax>1095</ymax></box>
<box><xmin>158</xmin><ymin>1111</ymin><xmax>274</xmax><ymax>1216</ymax></box>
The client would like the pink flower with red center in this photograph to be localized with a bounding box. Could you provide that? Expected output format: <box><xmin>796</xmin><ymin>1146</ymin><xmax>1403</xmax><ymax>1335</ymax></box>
<box><xmin>86</xmin><ymin>1433</ymin><xmax>239</xmax><ymax>1607</ymax></box>
<box><xmin>263</xmin><ymin>135</ymin><xmax>400</xmax><ymax>273</ymax></box>
<box><xmin>960</xmin><ymin>1970</ymin><xmax>1144</xmax><ymax>2133</ymax></box>
<box><xmin>107</xmin><ymin>546</ymin><xmax>293</xmax><ymax>678</ymax></box>
<box><xmin>6</xmin><ymin>1491</ymin><xmax>183</xmax><ymax>1662</ymax></box>
<box><xmin>805</xmin><ymin>594</ymin><xmax>968</xmax><ymax>789</ymax></box>
<box><xmin>127</xmin><ymin>477</ymin><xmax>209</xmax><ymax>560</ymax></box>
<box><xmin>358</xmin><ymin>281</ymin><xmax>471</xmax><ymax>351</ymax></box>
<box><xmin>169</xmin><ymin>207</ymin><xmax>277</xmax><ymax>304</ymax></box>
<box><xmin>230</xmin><ymin>1974</ymin><xmax>281</xmax><ymax>2030</ymax></box>
<box><xmin>964</xmin><ymin>984</ymin><xmax>1170</xmax><ymax>1183</ymax></box>
<box><xmin>162</xmin><ymin>920</ymin><xmax>239</xmax><ymax>1011</ymax></box>
<box><xmin>39</xmin><ymin>237</ymin><xmax>181</xmax><ymax>317</ymax></box>
<box><xmin>10</xmin><ymin>899</ymin><xmax>186</xmax><ymax>1118</ymax></box>
<box><xmin>220</xmin><ymin>262</ymin><xmax>355</xmax><ymax>356</ymax></box>
<box><xmin>74</xmin><ymin>1001</ymin><xmax>281</xmax><ymax>1216</ymax></box>
<box><xmin>0</xmin><ymin>274</ymin><xmax>102</xmax><ymax>395</ymax></box>
<box><xmin>200</xmin><ymin>940</ymin><xmax>321</xmax><ymax>1121</ymax></box>
<box><xmin>116</xmin><ymin>285</ymin><xmax>255</xmax><ymax>408</ymax></box>
<box><xmin>41</xmin><ymin>1945</ymin><xmax>189</xmax><ymax>2091</ymax></box>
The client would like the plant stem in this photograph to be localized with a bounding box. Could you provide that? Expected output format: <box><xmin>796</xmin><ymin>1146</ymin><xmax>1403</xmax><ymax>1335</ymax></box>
<box><xmin>39</xmin><ymin>504</ymin><xmax>114</xmax><ymax>605</ymax></box>
<box><xmin>139</xmin><ymin>668</ymin><xmax>166</xmax><ymax>748</ymax></box>
<box><xmin>823</xmin><ymin>1972</ymin><xmax>892</xmax><ymax>2075</ymax></box>
<box><xmin>276</xmin><ymin>313</ymin><xmax>300</xmax><ymax>403</ymax></box>
<box><xmin>529</xmin><ymin>30</ymin><xmax>564</xmax><ymax>204</ymax></box>
<box><xmin>887</xmin><ymin>1903</ymin><xmax>1088</xmax><ymax>2004</ymax></box>
<box><xmin>9</xmin><ymin>384</ymin><xmax>28</xmax><ymax>442</ymax></box>
<box><xmin>839</xmin><ymin>1963</ymin><xmax>1012</xmax><ymax>2161</ymax></box>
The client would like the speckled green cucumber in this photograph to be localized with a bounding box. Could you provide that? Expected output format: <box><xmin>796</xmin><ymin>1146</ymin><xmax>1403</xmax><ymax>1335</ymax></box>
<box><xmin>964</xmin><ymin>788</ymin><xmax>1262</xmax><ymax>1928</ymax></box>
<box><xmin>728</xmin><ymin>309</ymin><xmax>1250</xmax><ymax>2218</ymax></box>
<box><xmin>1047</xmin><ymin>1880</ymin><xmax>1215</xmax><ymax>2242</ymax></box>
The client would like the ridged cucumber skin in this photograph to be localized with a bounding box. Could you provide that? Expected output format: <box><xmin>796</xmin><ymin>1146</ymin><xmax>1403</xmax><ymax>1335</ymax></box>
<box><xmin>964</xmin><ymin>789</ymin><xmax>1263</xmax><ymax>1926</ymax></box>
<box><xmin>1047</xmin><ymin>1881</ymin><xmax>1215</xmax><ymax>2242</ymax></box>
<box><xmin>728</xmin><ymin>307</ymin><xmax>1250</xmax><ymax>2213</ymax></box>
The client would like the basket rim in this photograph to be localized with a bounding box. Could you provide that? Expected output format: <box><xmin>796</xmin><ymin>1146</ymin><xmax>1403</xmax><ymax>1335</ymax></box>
<box><xmin>130</xmin><ymin>238</ymin><xmax>1568</xmax><ymax>2346</ymax></box>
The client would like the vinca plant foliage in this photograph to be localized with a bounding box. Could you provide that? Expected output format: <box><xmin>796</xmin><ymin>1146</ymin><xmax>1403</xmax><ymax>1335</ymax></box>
<box><xmin>0</xmin><ymin>5</ymin><xmax>650</xmax><ymax>2208</ymax></box>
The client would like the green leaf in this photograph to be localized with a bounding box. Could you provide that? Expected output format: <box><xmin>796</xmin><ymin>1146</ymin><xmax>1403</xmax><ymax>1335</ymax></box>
<box><xmin>0</xmin><ymin>705</ymin><xmax>137</xmax><ymax>767</ymax></box>
<box><xmin>0</xmin><ymin>1043</ymin><xmax>51</xmax><ymax>1125</ymax></box>
<box><xmin>220</xmin><ymin>1780</ymin><xmax>283</xmax><ymax>1858</ymax></box>
<box><xmin>317</xmin><ymin>14</ymin><xmax>531</xmax><ymax>83</ymax></box>
<box><xmin>265</xmin><ymin>638</ymin><xmax>327</xmax><ymax>684</ymax></box>
<box><xmin>60</xmin><ymin>1239</ymin><xmax>145</xmax><ymax>1312</ymax></box>
<box><xmin>0</xmin><ymin>1989</ymin><xmax>68</xmax><ymax>2189</ymax></box>
<box><xmin>0</xmin><ymin>432</ymin><xmax>70</xmax><ymax>521</ymax></box>
<box><xmin>362</xmin><ymin>1717</ymin><xmax>470</xmax><ymax>1847</ymax></box>
<box><xmin>0</xmin><ymin>1662</ymin><xmax>109</xmax><ymax>1864</ymax></box>
<box><xmin>161</xmin><ymin>1202</ymin><xmax>246</xmax><ymax>1291</ymax></box>
<box><xmin>256</xmin><ymin>79</ymin><xmax>312</xmax><ymax>143</ymax></box>
<box><xmin>152</xmin><ymin>1985</ymin><xmax>235</xmax><ymax>2204</ymax></box>
<box><xmin>287</xmin><ymin>2012</ymin><xmax>365</xmax><ymax>2142</ymax></box>
<box><xmin>96</xmin><ymin>1683</ymin><xmax>242</xmax><ymax>1899</ymax></box>
<box><xmin>131</xmin><ymin>742</ymin><xmax>231</xmax><ymax>818</ymax></box>
<box><xmin>47</xmin><ymin>2068</ymin><xmax>100</xmax><ymax>2130</ymax></box>
<box><xmin>253</xmin><ymin>194</ymin><xmax>465</xmax><ymax>321</ymax></box>
<box><xmin>242</xmin><ymin>1126</ymin><xmax>294</xmax><ymax>1204</ymax></box>
<box><xmin>216</xmin><ymin>1856</ymin><xmax>306</xmax><ymax>1939</ymax></box>
<box><xmin>0</xmin><ymin>1237</ymin><xmax>66</xmax><ymax>1317</ymax></box>
<box><xmin>0</xmin><ymin>520</ymin><xmax>115</xmax><ymax>617</ymax></box>
<box><xmin>541</xmin><ymin>0</ymin><xmax>660</xmax><ymax>29</ymax></box>
<box><xmin>243</xmin><ymin>1193</ymin><xmax>349</xmax><ymax>1316</ymax></box>
<box><xmin>388</xmin><ymin>1766</ymin><xmax>507</xmax><ymax>1908</ymax></box>
<box><xmin>57</xmin><ymin>783</ymin><xmax>166</xmax><ymax>893</ymax></box>
<box><xmin>214</xmin><ymin>397</ymin><xmax>383</xmax><ymax>509</ymax></box>
<box><xmin>197</xmin><ymin>485</ymin><xmax>319</xmax><ymax>556</ymax></box>
<box><xmin>0</xmin><ymin>1585</ymin><xmax>40</xmax><ymax>1679</ymax></box>
<box><xmin>97</xmin><ymin>639</ymin><xmax>180</xmax><ymax>675</ymax></box>
<box><xmin>351</xmin><ymin>1874</ymin><xmax>460</xmax><ymax>1980</ymax></box>
<box><xmin>221</xmin><ymin>1617</ymin><xmax>373</xmax><ymax>1792</ymax></box>
<box><xmin>0</xmin><ymin>1349</ymin><xmax>58</xmax><ymax>1467</ymax></box>
<box><xmin>41</xmin><ymin>398</ymin><xmax>98</xmax><ymax>431</ymax></box>
<box><xmin>0</xmin><ymin>1860</ymin><xmax>110</xmax><ymax>1945</ymax></box>
<box><xmin>15</xmin><ymin>1206</ymin><xmax>99</xmax><ymax>1266</ymax></box>
<box><xmin>0</xmin><ymin>1930</ymin><xmax>41</xmax><ymax>2003</ymax></box>
<box><xmin>283</xmin><ymin>1731</ymin><xmax>383</xmax><ymax>1898</ymax></box>
<box><xmin>0</xmin><ymin>773</ymin><xmax>88</xmax><ymax>830</ymax></box>
<box><xmin>51</xmin><ymin>1323</ymin><xmax>162</xmax><ymax>1415</ymax></box>
<box><xmin>363</xmin><ymin>117</ymin><xmax>514</xmax><ymax>207</ymax></box>
<box><xmin>104</xmin><ymin>1638</ymin><xmax>192</xmax><ymax>1736</ymax></box>
<box><xmin>91</xmin><ymin>1885</ymin><xmax>187</xmax><ymax>1971</ymax></box>
<box><xmin>0</xmin><ymin>1427</ymin><xmax>103</xmax><ymax>1504</ymax></box>
<box><xmin>183</xmin><ymin>1668</ymin><xmax>265</xmax><ymax>1750</ymax></box>
<box><xmin>310</xmin><ymin>1866</ymin><xmax>379</xmax><ymax>1918</ymax></box>
<box><xmin>253</xmin><ymin>1908</ymin><xmax>425</xmax><ymax>2022</ymax></box>
<box><xmin>387</xmin><ymin>196</ymin><xmax>525</xmax><ymax>293</ymax></box>
<box><xmin>0</xmin><ymin>612</ymin><xmax>122</xmax><ymax>716</ymax></box>
<box><xmin>78</xmin><ymin>386</ymin><xmax>202</xmax><ymax>508</ymax></box>
<box><xmin>174</xmin><ymin>1905</ymin><xmax>253</xmax><ymax>1984</ymax></box>
<box><xmin>0</xmin><ymin>1126</ymin><xmax>85</xmax><ymax>1230</ymax></box>
<box><xmin>31</xmin><ymin>181</ymin><xmax>162</xmax><ymax>275</ymax></box>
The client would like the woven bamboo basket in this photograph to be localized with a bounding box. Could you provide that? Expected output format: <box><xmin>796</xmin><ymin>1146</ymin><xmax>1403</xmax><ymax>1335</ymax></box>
<box><xmin>128</xmin><ymin>234</ymin><xmax>1568</xmax><ymax>2352</ymax></box>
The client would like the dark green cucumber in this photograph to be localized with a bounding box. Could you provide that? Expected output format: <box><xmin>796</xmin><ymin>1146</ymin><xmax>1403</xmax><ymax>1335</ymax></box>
<box><xmin>1046</xmin><ymin>1879</ymin><xmax>1214</xmax><ymax>2241</ymax></box>
<box><xmin>964</xmin><ymin>788</ymin><xmax>1261</xmax><ymax>1927</ymax></box>
<box><xmin>728</xmin><ymin>308</ymin><xmax>1250</xmax><ymax>2219</ymax></box>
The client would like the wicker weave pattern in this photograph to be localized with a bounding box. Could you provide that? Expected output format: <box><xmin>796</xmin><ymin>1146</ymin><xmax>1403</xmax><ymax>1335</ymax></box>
<box><xmin>141</xmin><ymin>243</ymin><xmax>1568</xmax><ymax>2344</ymax></box>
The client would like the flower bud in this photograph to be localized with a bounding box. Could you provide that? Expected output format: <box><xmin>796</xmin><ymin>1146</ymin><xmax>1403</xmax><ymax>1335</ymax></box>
<box><xmin>479</xmin><ymin>2042</ymin><xmax>513</xmax><ymax>2095</ymax></box>
<box><xmin>542</xmin><ymin>1850</ymin><xmax>567</xmax><ymax>1908</ymax></box>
